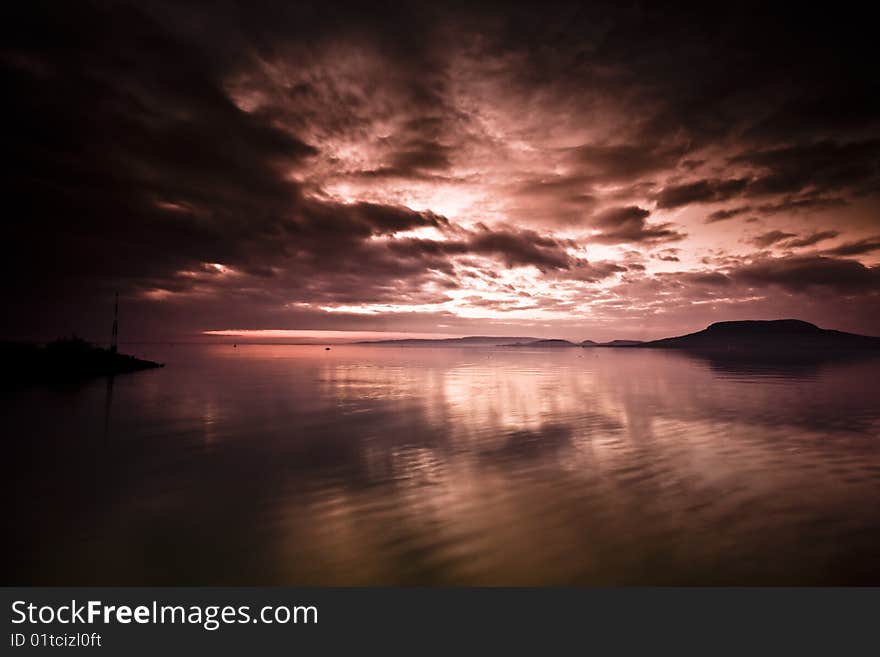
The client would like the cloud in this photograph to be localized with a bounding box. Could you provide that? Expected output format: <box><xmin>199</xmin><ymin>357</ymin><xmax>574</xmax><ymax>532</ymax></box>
<box><xmin>655</xmin><ymin>179</ymin><xmax>749</xmax><ymax>209</ymax></box>
<box><xmin>750</xmin><ymin>231</ymin><xmax>797</xmax><ymax>248</ymax></box>
<box><xmin>358</xmin><ymin>139</ymin><xmax>454</xmax><ymax>179</ymax></box>
<box><xmin>707</xmin><ymin>198</ymin><xmax>848</xmax><ymax>225</ymax></box>
<box><xmin>566</xmin><ymin>143</ymin><xmax>683</xmax><ymax>183</ymax></box>
<box><xmin>654</xmin><ymin>248</ymin><xmax>681</xmax><ymax>262</ymax></box>
<box><xmin>389</xmin><ymin>140</ymin><xmax>453</xmax><ymax>172</ymax></box>
<box><xmin>755</xmin><ymin>197</ymin><xmax>847</xmax><ymax>216</ymax></box>
<box><xmin>591</xmin><ymin>206</ymin><xmax>684</xmax><ymax>244</ymax></box>
<box><xmin>731</xmin><ymin>139</ymin><xmax>880</xmax><ymax>197</ymax></box>
<box><xmin>3</xmin><ymin>1</ymin><xmax>880</xmax><ymax>340</ymax></box>
<box><xmin>822</xmin><ymin>236</ymin><xmax>880</xmax><ymax>257</ymax></box>
<box><xmin>706</xmin><ymin>206</ymin><xmax>752</xmax><ymax>223</ymax></box>
<box><xmin>465</xmin><ymin>227</ymin><xmax>573</xmax><ymax>270</ymax></box>
<box><xmin>563</xmin><ymin>260</ymin><xmax>628</xmax><ymax>282</ymax></box>
<box><xmin>733</xmin><ymin>256</ymin><xmax>880</xmax><ymax>294</ymax></box>
<box><xmin>782</xmin><ymin>231</ymin><xmax>840</xmax><ymax>248</ymax></box>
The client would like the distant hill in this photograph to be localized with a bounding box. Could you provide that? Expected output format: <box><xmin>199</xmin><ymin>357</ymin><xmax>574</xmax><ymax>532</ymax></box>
<box><xmin>581</xmin><ymin>339</ymin><xmax>644</xmax><ymax>348</ymax></box>
<box><xmin>355</xmin><ymin>320</ymin><xmax>880</xmax><ymax>353</ymax></box>
<box><xmin>2</xmin><ymin>337</ymin><xmax>163</xmax><ymax>382</ymax></box>
<box><xmin>641</xmin><ymin>319</ymin><xmax>880</xmax><ymax>351</ymax></box>
<box><xmin>502</xmin><ymin>339</ymin><xmax>579</xmax><ymax>348</ymax></box>
<box><xmin>357</xmin><ymin>335</ymin><xmax>541</xmax><ymax>346</ymax></box>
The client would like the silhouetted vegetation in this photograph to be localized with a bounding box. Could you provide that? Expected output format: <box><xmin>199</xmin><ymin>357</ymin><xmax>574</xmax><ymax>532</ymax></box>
<box><xmin>1</xmin><ymin>336</ymin><xmax>163</xmax><ymax>382</ymax></box>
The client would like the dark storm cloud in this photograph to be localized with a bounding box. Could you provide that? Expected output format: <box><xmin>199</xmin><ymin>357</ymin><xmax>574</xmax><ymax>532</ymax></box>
<box><xmin>560</xmin><ymin>260</ymin><xmax>628</xmax><ymax>283</ymax></box>
<box><xmin>654</xmin><ymin>179</ymin><xmax>750</xmax><ymax>209</ymax></box>
<box><xmin>607</xmin><ymin>255</ymin><xmax>879</xmax><ymax>330</ymax></box>
<box><xmin>358</xmin><ymin>137</ymin><xmax>455</xmax><ymax>180</ymax></box>
<box><xmin>304</xmin><ymin>201</ymin><xmax>449</xmax><ymax>237</ymax></box>
<box><xmin>783</xmin><ymin>231</ymin><xmax>840</xmax><ymax>248</ymax></box>
<box><xmin>131</xmin><ymin>200</ymin><xmax>462</xmax><ymax>305</ymax></box>
<box><xmin>0</xmin><ymin>1</ymin><xmax>478</xmax><ymax>334</ymax></box>
<box><xmin>822</xmin><ymin>237</ymin><xmax>880</xmax><ymax>257</ymax></box>
<box><xmin>3</xmin><ymin>0</ymin><xmax>880</xmax><ymax>339</ymax></box>
<box><xmin>384</xmin><ymin>226</ymin><xmax>577</xmax><ymax>272</ymax></box>
<box><xmin>4</xmin><ymin>3</ymin><xmax>305</xmax><ymax>309</ymax></box>
<box><xmin>466</xmin><ymin>227</ymin><xmax>573</xmax><ymax>270</ymax></box>
<box><xmin>659</xmin><ymin>140</ymin><xmax>878</xmax><ymax>211</ymax></box>
<box><xmin>750</xmin><ymin>231</ymin><xmax>797</xmax><ymax>248</ymax></box>
<box><xmin>754</xmin><ymin>197</ymin><xmax>848</xmax><ymax>216</ymax></box>
<box><xmin>592</xmin><ymin>207</ymin><xmax>684</xmax><ymax>244</ymax></box>
<box><xmin>707</xmin><ymin>197</ymin><xmax>847</xmax><ymax>225</ymax></box>
<box><xmin>732</xmin><ymin>256</ymin><xmax>880</xmax><ymax>295</ymax></box>
<box><xmin>512</xmin><ymin>176</ymin><xmax>597</xmax><ymax>207</ymax></box>
<box><xmin>384</xmin><ymin>225</ymin><xmax>630</xmax><ymax>279</ymax></box>
<box><xmin>507</xmin><ymin>176</ymin><xmax>599</xmax><ymax>225</ymax></box>
<box><xmin>683</xmin><ymin>272</ymin><xmax>732</xmax><ymax>287</ymax></box>
<box><xmin>389</xmin><ymin>140</ymin><xmax>453</xmax><ymax>172</ymax></box>
<box><xmin>706</xmin><ymin>207</ymin><xmax>753</xmax><ymax>223</ymax></box>
<box><xmin>730</xmin><ymin>139</ymin><xmax>880</xmax><ymax>197</ymax></box>
<box><xmin>746</xmin><ymin>87</ymin><xmax>880</xmax><ymax>142</ymax></box>
<box><xmin>566</xmin><ymin>143</ymin><xmax>683</xmax><ymax>183</ymax></box>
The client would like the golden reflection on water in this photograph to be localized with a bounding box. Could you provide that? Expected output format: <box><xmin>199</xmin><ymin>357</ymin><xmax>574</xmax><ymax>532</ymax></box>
<box><xmin>255</xmin><ymin>345</ymin><xmax>880</xmax><ymax>584</ymax></box>
<box><xmin>7</xmin><ymin>344</ymin><xmax>880</xmax><ymax>585</ymax></box>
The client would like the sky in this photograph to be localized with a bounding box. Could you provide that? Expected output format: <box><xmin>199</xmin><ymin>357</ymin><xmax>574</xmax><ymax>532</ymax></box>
<box><xmin>3</xmin><ymin>1</ymin><xmax>879</xmax><ymax>342</ymax></box>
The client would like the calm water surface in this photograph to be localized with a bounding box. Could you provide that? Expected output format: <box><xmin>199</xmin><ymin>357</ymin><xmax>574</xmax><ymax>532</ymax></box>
<box><xmin>7</xmin><ymin>344</ymin><xmax>880</xmax><ymax>584</ymax></box>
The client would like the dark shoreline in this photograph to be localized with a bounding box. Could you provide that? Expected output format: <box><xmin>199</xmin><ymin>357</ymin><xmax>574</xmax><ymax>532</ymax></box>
<box><xmin>2</xmin><ymin>337</ymin><xmax>163</xmax><ymax>383</ymax></box>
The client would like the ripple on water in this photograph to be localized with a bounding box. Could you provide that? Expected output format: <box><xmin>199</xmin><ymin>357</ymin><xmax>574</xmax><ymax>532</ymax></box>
<box><xmin>6</xmin><ymin>345</ymin><xmax>880</xmax><ymax>584</ymax></box>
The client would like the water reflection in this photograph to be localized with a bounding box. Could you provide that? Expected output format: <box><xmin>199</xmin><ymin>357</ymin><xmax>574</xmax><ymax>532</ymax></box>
<box><xmin>677</xmin><ymin>347</ymin><xmax>880</xmax><ymax>379</ymax></box>
<box><xmin>102</xmin><ymin>374</ymin><xmax>114</xmax><ymax>444</ymax></box>
<box><xmin>6</xmin><ymin>345</ymin><xmax>880</xmax><ymax>584</ymax></box>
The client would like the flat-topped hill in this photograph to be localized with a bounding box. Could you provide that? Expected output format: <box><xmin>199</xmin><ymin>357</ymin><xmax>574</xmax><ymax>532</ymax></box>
<box><xmin>643</xmin><ymin>319</ymin><xmax>880</xmax><ymax>350</ymax></box>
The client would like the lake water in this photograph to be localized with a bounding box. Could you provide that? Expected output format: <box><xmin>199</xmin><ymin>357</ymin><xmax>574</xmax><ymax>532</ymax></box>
<box><xmin>6</xmin><ymin>344</ymin><xmax>880</xmax><ymax>585</ymax></box>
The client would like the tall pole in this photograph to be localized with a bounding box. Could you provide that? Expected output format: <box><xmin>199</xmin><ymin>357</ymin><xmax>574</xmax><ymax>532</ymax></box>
<box><xmin>110</xmin><ymin>292</ymin><xmax>119</xmax><ymax>353</ymax></box>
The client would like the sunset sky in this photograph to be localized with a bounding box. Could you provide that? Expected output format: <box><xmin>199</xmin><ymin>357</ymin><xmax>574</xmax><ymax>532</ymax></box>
<box><xmin>4</xmin><ymin>1</ymin><xmax>879</xmax><ymax>342</ymax></box>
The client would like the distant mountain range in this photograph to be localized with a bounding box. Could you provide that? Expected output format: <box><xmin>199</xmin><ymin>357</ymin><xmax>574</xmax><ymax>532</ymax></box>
<box><xmin>584</xmin><ymin>339</ymin><xmax>645</xmax><ymax>347</ymax></box>
<box><xmin>501</xmin><ymin>339</ymin><xmax>579</xmax><ymax>348</ymax></box>
<box><xmin>504</xmin><ymin>338</ymin><xmax>647</xmax><ymax>348</ymax></box>
<box><xmin>357</xmin><ymin>335</ymin><xmax>541</xmax><ymax>346</ymax></box>
<box><xmin>357</xmin><ymin>320</ymin><xmax>880</xmax><ymax>351</ymax></box>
